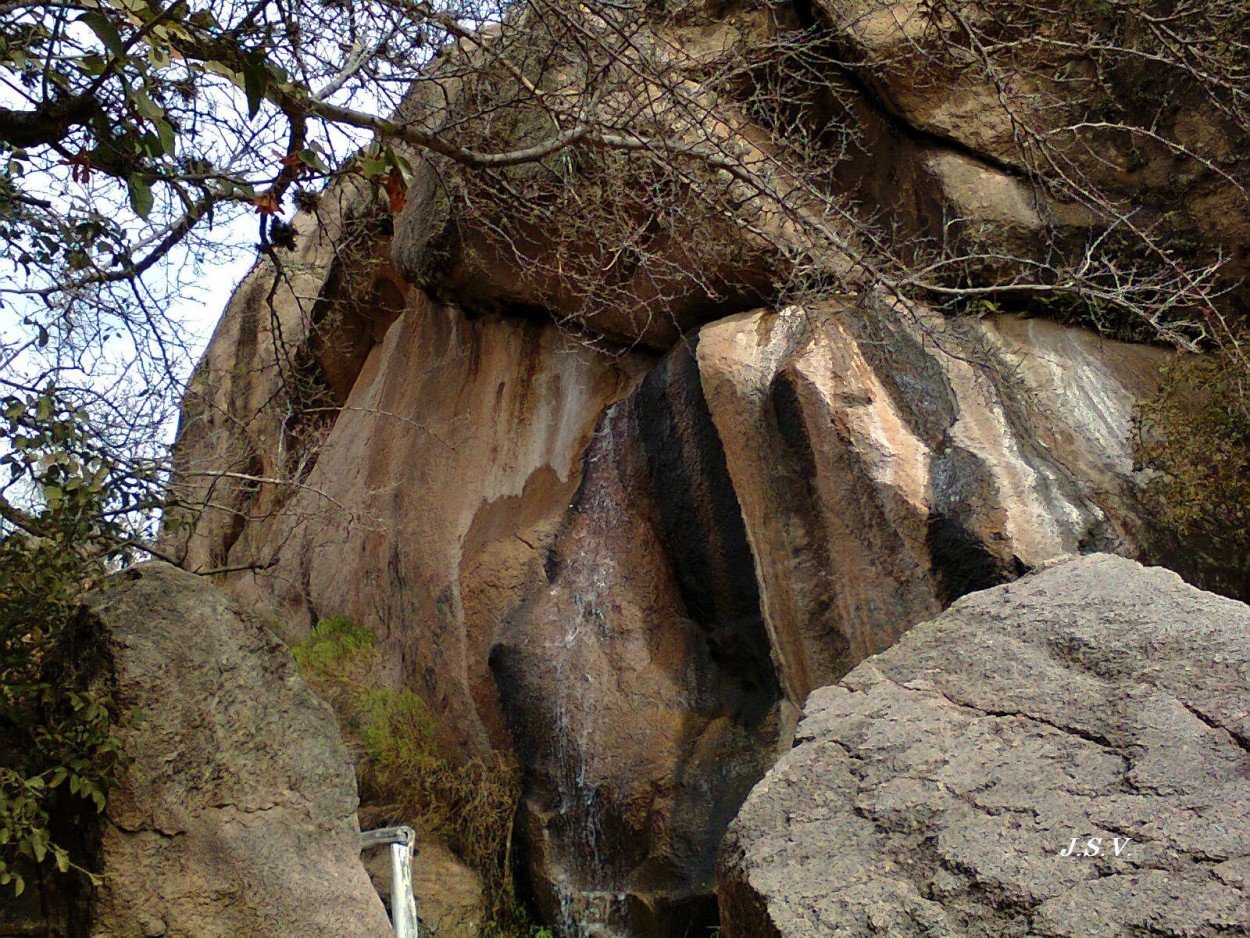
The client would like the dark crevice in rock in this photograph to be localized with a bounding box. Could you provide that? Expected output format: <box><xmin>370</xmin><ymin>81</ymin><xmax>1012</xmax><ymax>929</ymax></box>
<box><xmin>632</xmin><ymin>340</ymin><xmax>781</xmax><ymax>707</ymax></box>
<box><xmin>459</xmin><ymin>296</ymin><xmax>552</xmax><ymax>325</ymax></box>
<box><xmin>967</xmin><ymin>707</ymin><xmax>1124</xmax><ymax>756</ymax></box>
<box><xmin>767</xmin><ymin>365</ymin><xmax>840</xmax><ymax>647</ymax></box>
<box><xmin>789</xmin><ymin>13</ymin><xmax>1032</xmax><ymax>182</ymax></box>
<box><xmin>216</xmin><ymin>450</ymin><xmax>264</xmax><ymax>568</ymax></box>
<box><xmin>541</xmin><ymin>544</ymin><xmax>561</xmax><ymax>584</ymax></box>
<box><xmin>790</xmin><ymin>0</ymin><xmax>817</xmax><ymax>29</ymax></box>
<box><xmin>925</xmin><ymin>514</ymin><xmax>1012</xmax><ymax>606</ymax></box>
<box><xmin>1077</xmin><ymin>520</ymin><xmax>1121</xmax><ymax>554</ymax></box>
<box><xmin>1176</xmin><ymin>700</ymin><xmax>1250</xmax><ymax>757</ymax></box>
<box><xmin>228</xmin><ymin>279</ymin><xmax>262</xmax><ymax>419</ymax></box>
<box><xmin>715</xmin><ymin>852</ymin><xmax>784</xmax><ymax>938</ymax></box>
<box><xmin>926</xmin><ymin>440</ymin><xmax>1030</xmax><ymax>604</ymax></box>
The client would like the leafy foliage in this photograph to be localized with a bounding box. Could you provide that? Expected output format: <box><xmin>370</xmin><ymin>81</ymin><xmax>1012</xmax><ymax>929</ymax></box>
<box><xmin>0</xmin><ymin>389</ymin><xmax>140</xmax><ymax>896</ymax></box>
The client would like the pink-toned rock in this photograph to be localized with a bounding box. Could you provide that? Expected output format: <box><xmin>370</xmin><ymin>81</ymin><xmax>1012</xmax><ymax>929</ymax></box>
<box><xmin>695</xmin><ymin>297</ymin><xmax>1165</xmax><ymax>703</ymax></box>
<box><xmin>162</xmin><ymin>9</ymin><xmax>1206</xmax><ymax>931</ymax></box>
<box><xmin>490</xmin><ymin>296</ymin><xmax>1166</xmax><ymax>932</ymax></box>
<box><xmin>170</xmin><ymin>278</ymin><xmax>645</xmax><ymax>755</ymax></box>
<box><xmin>168</xmin><ymin>246</ymin><xmax>1169</xmax><ymax>933</ymax></box>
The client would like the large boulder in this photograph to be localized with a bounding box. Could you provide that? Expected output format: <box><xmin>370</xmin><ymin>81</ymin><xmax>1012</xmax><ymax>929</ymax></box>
<box><xmin>719</xmin><ymin>554</ymin><xmax>1250</xmax><ymax>938</ymax></box>
<box><xmin>384</xmin><ymin>10</ymin><xmax>787</xmax><ymax>350</ymax></box>
<box><xmin>86</xmin><ymin>562</ymin><xmax>391</xmax><ymax>938</ymax></box>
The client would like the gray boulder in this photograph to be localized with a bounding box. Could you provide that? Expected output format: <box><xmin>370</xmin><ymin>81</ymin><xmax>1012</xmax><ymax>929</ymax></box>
<box><xmin>718</xmin><ymin>554</ymin><xmax>1250</xmax><ymax>938</ymax></box>
<box><xmin>87</xmin><ymin>562</ymin><xmax>391</xmax><ymax>938</ymax></box>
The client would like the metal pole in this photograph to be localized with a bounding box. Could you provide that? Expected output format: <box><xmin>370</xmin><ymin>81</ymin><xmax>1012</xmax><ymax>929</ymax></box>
<box><xmin>361</xmin><ymin>826</ymin><xmax>419</xmax><ymax>938</ymax></box>
<box><xmin>391</xmin><ymin>839</ymin><xmax>417</xmax><ymax>938</ymax></box>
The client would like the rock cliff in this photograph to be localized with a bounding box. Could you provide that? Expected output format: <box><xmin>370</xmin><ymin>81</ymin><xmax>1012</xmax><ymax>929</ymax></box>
<box><xmin>162</xmin><ymin>0</ymin><xmax>1245</xmax><ymax>933</ymax></box>
<box><xmin>165</xmin><ymin>217</ymin><xmax>1169</xmax><ymax>934</ymax></box>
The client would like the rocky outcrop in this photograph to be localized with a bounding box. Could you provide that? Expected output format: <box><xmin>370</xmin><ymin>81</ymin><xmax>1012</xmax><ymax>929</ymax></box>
<box><xmin>86</xmin><ymin>563</ymin><xmax>390</xmax><ymax>938</ymax></box>
<box><xmin>170</xmin><ymin>225</ymin><xmax>1169</xmax><ymax>931</ymax></box>
<box><xmin>162</xmin><ymin>1</ymin><xmax>1242</xmax><ymax>933</ymax></box>
<box><xmin>170</xmin><ymin>241</ymin><xmax>646</xmax><ymax>756</ymax></box>
<box><xmin>696</xmin><ymin>299</ymin><xmax>1166</xmax><ymax>699</ymax></box>
<box><xmin>814</xmin><ymin>0</ymin><xmax>1250</xmax><ymax>282</ymax></box>
<box><xmin>493</xmin><ymin>297</ymin><xmax>1166</xmax><ymax>932</ymax></box>
<box><xmin>719</xmin><ymin>554</ymin><xmax>1250</xmax><ymax>938</ymax></box>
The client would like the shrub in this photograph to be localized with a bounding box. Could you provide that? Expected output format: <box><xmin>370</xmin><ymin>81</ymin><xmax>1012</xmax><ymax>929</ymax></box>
<box><xmin>0</xmin><ymin>390</ymin><xmax>135</xmax><ymax>896</ymax></box>
<box><xmin>1134</xmin><ymin>343</ymin><xmax>1250</xmax><ymax>599</ymax></box>
<box><xmin>292</xmin><ymin>617</ymin><xmax>542</xmax><ymax>936</ymax></box>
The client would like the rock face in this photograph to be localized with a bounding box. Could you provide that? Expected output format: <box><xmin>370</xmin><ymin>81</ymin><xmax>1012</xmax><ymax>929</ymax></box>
<box><xmin>172</xmin><ymin>228</ymin><xmax>645</xmax><ymax>758</ymax></box>
<box><xmin>161</xmin><ymin>0</ymin><xmax>1242</xmax><ymax>932</ymax></box>
<box><xmin>719</xmin><ymin>554</ymin><xmax>1250</xmax><ymax>938</ymax></box>
<box><xmin>86</xmin><ymin>563</ymin><xmax>391</xmax><ymax>938</ymax></box>
<box><xmin>169</xmin><ymin>239</ymin><xmax>1168</xmax><ymax>932</ymax></box>
<box><xmin>814</xmin><ymin>0</ymin><xmax>1250</xmax><ymax>284</ymax></box>
<box><xmin>492</xmin><ymin>298</ymin><xmax>1166</xmax><ymax>932</ymax></box>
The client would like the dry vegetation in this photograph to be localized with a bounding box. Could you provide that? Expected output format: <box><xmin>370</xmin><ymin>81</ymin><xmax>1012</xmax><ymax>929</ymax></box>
<box><xmin>292</xmin><ymin>615</ymin><xmax>542</xmax><ymax>935</ymax></box>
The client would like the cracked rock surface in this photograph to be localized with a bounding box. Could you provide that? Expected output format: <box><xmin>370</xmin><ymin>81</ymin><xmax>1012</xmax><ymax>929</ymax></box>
<box><xmin>718</xmin><ymin>554</ymin><xmax>1250</xmax><ymax>938</ymax></box>
<box><xmin>87</xmin><ymin>562</ymin><xmax>391</xmax><ymax>938</ymax></box>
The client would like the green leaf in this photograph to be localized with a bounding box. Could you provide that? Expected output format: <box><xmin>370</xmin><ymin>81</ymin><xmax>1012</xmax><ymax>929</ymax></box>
<box><xmin>299</xmin><ymin>148</ymin><xmax>329</xmax><ymax>173</ymax></box>
<box><xmin>79</xmin><ymin>53</ymin><xmax>107</xmax><ymax>76</ymax></box>
<box><xmin>241</xmin><ymin>51</ymin><xmax>268</xmax><ymax>119</ymax></box>
<box><xmin>127</xmin><ymin>174</ymin><xmax>153</xmax><ymax>219</ymax></box>
<box><xmin>157</xmin><ymin>119</ymin><xmax>176</xmax><ymax>157</ymax></box>
<box><xmin>143</xmin><ymin>132</ymin><xmax>164</xmax><ymax>159</ymax></box>
<box><xmin>130</xmin><ymin>87</ymin><xmax>164</xmax><ymax>121</ymax></box>
<box><xmin>79</xmin><ymin>12</ymin><xmax>124</xmax><ymax>58</ymax></box>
